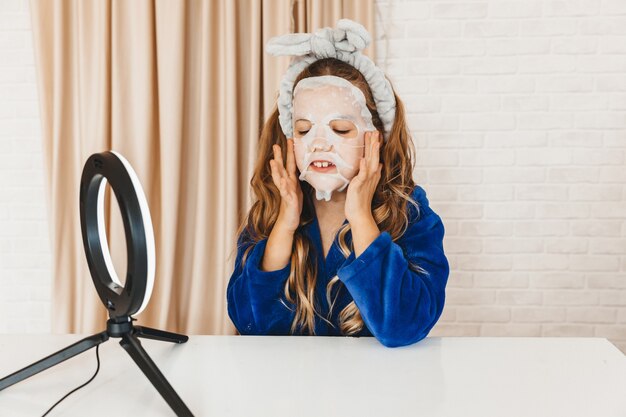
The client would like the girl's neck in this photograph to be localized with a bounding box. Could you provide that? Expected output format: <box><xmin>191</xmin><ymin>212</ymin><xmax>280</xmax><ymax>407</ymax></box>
<box><xmin>313</xmin><ymin>190</ymin><xmax>346</xmax><ymax>220</ymax></box>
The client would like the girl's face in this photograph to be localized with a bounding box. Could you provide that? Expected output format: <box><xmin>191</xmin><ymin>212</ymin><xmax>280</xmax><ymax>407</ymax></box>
<box><xmin>292</xmin><ymin>76</ymin><xmax>375</xmax><ymax>201</ymax></box>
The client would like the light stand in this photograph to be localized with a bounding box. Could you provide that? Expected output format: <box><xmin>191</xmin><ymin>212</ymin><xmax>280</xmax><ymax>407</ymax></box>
<box><xmin>0</xmin><ymin>151</ymin><xmax>194</xmax><ymax>416</ymax></box>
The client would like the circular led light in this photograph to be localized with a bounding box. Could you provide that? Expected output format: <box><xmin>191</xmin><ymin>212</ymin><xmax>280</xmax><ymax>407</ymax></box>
<box><xmin>80</xmin><ymin>151</ymin><xmax>155</xmax><ymax>318</ymax></box>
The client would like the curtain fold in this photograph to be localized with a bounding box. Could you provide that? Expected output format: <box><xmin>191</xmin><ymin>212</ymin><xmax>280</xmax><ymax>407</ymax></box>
<box><xmin>29</xmin><ymin>0</ymin><xmax>374</xmax><ymax>334</ymax></box>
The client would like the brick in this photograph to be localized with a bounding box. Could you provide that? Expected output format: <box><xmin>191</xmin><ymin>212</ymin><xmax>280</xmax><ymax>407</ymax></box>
<box><xmin>589</xmin><ymin>239</ymin><xmax>626</xmax><ymax>255</ymax></box>
<box><xmin>488</xmin><ymin>2</ymin><xmax>542</xmax><ymax>18</ymax></box>
<box><xmin>473</xmin><ymin>272</ymin><xmax>529</xmax><ymax>288</ymax></box>
<box><xmin>462</xmin><ymin>58</ymin><xmax>517</xmax><ymax>74</ymax></box>
<box><xmin>460</xmin><ymin>221</ymin><xmax>513</xmax><ymax>237</ymax></box>
<box><xmin>431</xmin><ymin>40</ymin><xmax>486</xmax><ymax>57</ymax></box>
<box><xmin>460</xmin><ymin>113</ymin><xmax>516</xmax><ymax>130</ymax></box>
<box><xmin>512</xmin><ymin>254</ymin><xmax>570</xmax><ymax>270</ymax></box>
<box><xmin>486</xmin><ymin>39</ymin><xmax>551</xmax><ymax>56</ymax></box>
<box><xmin>459</xmin><ymin>150</ymin><xmax>515</xmax><ymax>166</ymax></box>
<box><xmin>520</xmin><ymin>19</ymin><xmax>578</xmax><ymax>36</ymax></box>
<box><xmin>428</xmin><ymin>133</ymin><xmax>483</xmax><ymax>148</ymax></box>
<box><xmin>544</xmin><ymin>290</ymin><xmax>599</xmax><ymax>306</ymax></box>
<box><xmin>430</xmin><ymin>324</ymin><xmax>481</xmax><ymax>336</ymax></box>
<box><xmin>542</xmin><ymin>324</ymin><xmax>595</xmax><ymax>337</ymax></box>
<box><xmin>569</xmin><ymin>185</ymin><xmax>623</xmax><ymax>201</ymax></box>
<box><xmin>478</xmin><ymin>75</ymin><xmax>535</xmax><ymax>93</ymax></box>
<box><xmin>512</xmin><ymin>307</ymin><xmax>566</xmax><ymax>322</ymax></box>
<box><xmin>429</xmin><ymin>168</ymin><xmax>482</xmax><ymax>184</ymax></box>
<box><xmin>599</xmin><ymin>167</ymin><xmax>626</xmax><ymax>183</ymax></box>
<box><xmin>483</xmin><ymin>202</ymin><xmax>536</xmax><ymax>218</ymax></box>
<box><xmin>457</xmin><ymin>306</ymin><xmax>511</xmax><ymax>322</ymax></box>
<box><xmin>502</xmin><ymin>95</ymin><xmax>549</xmax><ymax>112</ymax></box>
<box><xmin>436</xmin><ymin>205</ymin><xmax>483</xmax><ymax>220</ymax></box>
<box><xmin>549</xmin><ymin>131</ymin><xmax>603</xmax><ymax>147</ymax></box>
<box><xmin>536</xmin><ymin>202</ymin><xmax>590</xmax><ymax>218</ymax></box>
<box><xmin>430</xmin><ymin>77</ymin><xmax>477</xmax><ymax>93</ymax></box>
<box><xmin>516</xmin><ymin>185</ymin><xmax>569</xmax><ymax>201</ymax></box>
<box><xmin>577</xmin><ymin>56</ymin><xmax>626</xmax><ymax>73</ymax></box>
<box><xmin>483</xmin><ymin>238</ymin><xmax>543</xmax><ymax>254</ymax></box>
<box><xmin>516</xmin><ymin>151</ymin><xmax>572</xmax><ymax>166</ymax></box>
<box><xmin>571</xmin><ymin>221</ymin><xmax>623</xmax><ymax>237</ymax></box>
<box><xmin>597</xmin><ymin>290</ymin><xmax>626</xmax><ymax>306</ymax></box>
<box><xmin>458</xmin><ymin>185</ymin><xmax>513</xmax><ymax>200</ymax></box>
<box><xmin>591</xmin><ymin>202</ymin><xmax>626</xmax><ymax>218</ymax></box>
<box><xmin>569</xmin><ymin>255</ymin><xmax>620</xmax><ymax>272</ymax></box>
<box><xmin>457</xmin><ymin>254</ymin><xmax>513</xmax><ymax>271</ymax></box>
<box><xmin>545</xmin><ymin>0</ymin><xmax>600</xmax><ymax>16</ymax></box>
<box><xmin>536</xmin><ymin>75</ymin><xmax>594</xmax><ymax>92</ymax></box>
<box><xmin>548</xmin><ymin>168</ymin><xmax>599</xmax><ymax>183</ymax></box>
<box><xmin>517</xmin><ymin>113</ymin><xmax>573</xmax><ymax>130</ymax></box>
<box><xmin>408</xmin><ymin>59</ymin><xmax>460</xmax><ymax>75</ymax></box>
<box><xmin>483</xmin><ymin>167</ymin><xmax>545</xmax><ymax>183</ymax></box>
<box><xmin>602</xmin><ymin>0</ymin><xmax>626</xmax><ymax>15</ymax></box>
<box><xmin>515</xmin><ymin>220</ymin><xmax>569</xmax><ymax>237</ymax></box>
<box><xmin>415</xmin><ymin>149</ymin><xmax>458</xmax><ymax>167</ymax></box>
<box><xmin>551</xmin><ymin>94</ymin><xmax>608</xmax><ymax>110</ymax></box>
<box><xmin>444</xmin><ymin>237</ymin><xmax>482</xmax><ymax>255</ymax></box>
<box><xmin>497</xmin><ymin>290</ymin><xmax>543</xmax><ymax>305</ymax></box>
<box><xmin>552</xmin><ymin>37</ymin><xmax>598</xmax><ymax>54</ymax></box>
<box><xmin>442</xmin><ymin>95</ymin><xmax>501</xmax><ymax>112</ymax></box>
<box><xmin>572</xmin><ymin>149</ymin><xmax>624</xmax><ymax>165</ymax></box>
<box><xmin>446</xmin><ymin>288</ymin><xmax>496</xmax><ymax>305</ymax></box>
<box><xmin>586</xmin><ymin>274</ymin><xmax>626</xmax><ymax>289</ymax></box>
<box><xmin>518</xmin><ymin>55</ymin><xmax>576</xmax><ymax>73</ymax></box>
<box><xmin>597</xmin><ymin>75</ymin><xmax>626</xmax><ymax>91</ymax></box>
<box><xmin>464</xmin><ymin>21</ymin><xmax>519</xmax><ymax>37</ymax></box>
<box><xmin>594</xmin><ymin>325</ymin><xmax>626</xmax><ymax>339</ymax></box>
<box><xmin>446</xmin><ymin>272</ymin><xmax>474</xmax><ymax>288</ymax></box>
<box><xmin>481</xmin><ymin>323</ymin><xmax>541</xmax><ymax>336</ymax></box>
<box><xmin>580</xmin><ymin>18</ymin><xmax>626</xmax><ymax>35</ymax></box>
<box><xmin>438</xmin><ymin>306</ymin><xmax>457</xmax><ymax>322</ymax></box>
<box><xmin>545</xmin><ymin>238</ymin><xmax>588</xmax><ymax>254</ymax></box>
<box><xmin>567</xmin><ymin>308</ymin><xmax>617</xmax><ymax>323</ymax></box>
<box><xmin>406</xmin><ymin>21</ymin><xmax>462</xmax><ymax>38</ymax></box>
<box><xmin>407</xmin><ymin>114</ymin><xmax>459</xmax><ymax>131</ymax></box>
<box><xmin>530</xmin><ymin>273</ymin><xmax>585</xmax><ymax>289</ymax></box>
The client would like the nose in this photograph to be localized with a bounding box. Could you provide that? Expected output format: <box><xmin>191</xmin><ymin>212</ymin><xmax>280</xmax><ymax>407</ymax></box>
<box><xmin>309</xmin><ymin>137</ymin><xmax>333</xmax><ymax>152</ymax></box>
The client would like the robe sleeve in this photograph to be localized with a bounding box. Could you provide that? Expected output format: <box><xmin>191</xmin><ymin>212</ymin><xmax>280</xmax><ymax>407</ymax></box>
<box><xmin>226</xmin><ymin>229</ymin><xmax>295</xmax><ymax>335</ymax></box>
<box><xmin>337</xmin><ymin>186</ymin><xmax>450</xmax><ymax>348</ymax></box>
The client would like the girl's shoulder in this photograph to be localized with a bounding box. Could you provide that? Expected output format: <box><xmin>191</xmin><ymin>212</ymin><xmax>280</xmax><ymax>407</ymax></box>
<box><xmin>407</xmin><ymin>184</ymin><xmax>432</xmax><ymax>222</ymax></box>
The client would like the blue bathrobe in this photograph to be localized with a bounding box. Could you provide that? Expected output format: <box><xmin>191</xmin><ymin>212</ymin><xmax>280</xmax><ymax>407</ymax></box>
<box><xmin>226</xmin><ymin>185</ymin><xmax>449</xmax><ymax>348</ymax></box>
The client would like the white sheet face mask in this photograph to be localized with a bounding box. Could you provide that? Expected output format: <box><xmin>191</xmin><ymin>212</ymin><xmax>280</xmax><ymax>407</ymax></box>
<box><xmin>292</xmin><ymin>75</ymin><xmax>375</xmax><ymax>201</ymax></box>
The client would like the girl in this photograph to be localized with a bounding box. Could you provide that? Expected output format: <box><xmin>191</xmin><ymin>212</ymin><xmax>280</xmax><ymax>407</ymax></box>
<box><xmin>227</xmin><ymin>20</ymin><xmax>449</xmax><ymax>347</ymax></box>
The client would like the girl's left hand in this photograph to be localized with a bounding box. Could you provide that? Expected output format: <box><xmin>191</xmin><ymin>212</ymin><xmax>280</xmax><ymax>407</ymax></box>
<box><xmin>345</xmin><ymin>130</ymin><xmax>382</xmax><ymax>225</ymax></box>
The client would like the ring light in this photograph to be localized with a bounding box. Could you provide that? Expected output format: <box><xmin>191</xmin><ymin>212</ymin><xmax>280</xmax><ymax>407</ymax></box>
<box><xmin>80</xmin><ymin>151</ymin><xmax>155</xmax><ymax>317</ymax></box>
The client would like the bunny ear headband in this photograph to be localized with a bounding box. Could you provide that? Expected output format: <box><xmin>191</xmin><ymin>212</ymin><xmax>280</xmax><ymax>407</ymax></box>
<box><xmin>265</xmin><ymin>18</ymin><xmax>396</xmax><ymax>141</ymax></box>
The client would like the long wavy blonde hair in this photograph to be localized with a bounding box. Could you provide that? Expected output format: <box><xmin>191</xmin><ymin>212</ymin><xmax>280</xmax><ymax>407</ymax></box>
<box><xmin>238</xmin><ymin>58</ymin><xmax>425</xmax><ymax>335</ymax></box>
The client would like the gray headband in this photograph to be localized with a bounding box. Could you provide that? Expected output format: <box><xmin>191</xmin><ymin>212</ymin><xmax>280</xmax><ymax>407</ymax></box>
<box><xmin>265</xmin><ymin>19</ymin><xmax>396</xmax><ymax>141</ymax></box>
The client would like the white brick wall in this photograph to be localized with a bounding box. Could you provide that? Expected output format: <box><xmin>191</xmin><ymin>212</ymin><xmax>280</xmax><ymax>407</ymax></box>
<box><xmin>0</xmin><ymin>0</ymin><xmax>51</xmax><ymax>333</ymax></box>
<box><xmin>374</xmin><ymin>0</ymin><xmax>626</xmax><ymax>353</ymax></box>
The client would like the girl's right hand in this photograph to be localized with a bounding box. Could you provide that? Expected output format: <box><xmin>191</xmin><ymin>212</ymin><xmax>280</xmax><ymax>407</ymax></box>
<box><xmin>269</xmin><ymin>139</ymin><xmax>303</xmax><ymax>234</ymax></box>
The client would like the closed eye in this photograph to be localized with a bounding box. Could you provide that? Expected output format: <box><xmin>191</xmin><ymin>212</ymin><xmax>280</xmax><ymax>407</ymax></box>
<box><xmin>333</xmin><ymin>129</ymin><xmax>350</xmax><ymax>134</ymax></box>
<box><xmin>297</xmin><ymin>130</ymin><xmax>310</xmax><ymax>135</ymax></box>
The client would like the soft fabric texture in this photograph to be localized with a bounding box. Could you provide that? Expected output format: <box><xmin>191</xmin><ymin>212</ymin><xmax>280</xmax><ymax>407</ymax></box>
<box><xmin>265</xmin><ymin>18</ymin><xmax>397</xmax><ymax>141</ymax></box>
<box><xmin>227</xmin><ymin>185</ymin><xmax>450</xmax><ymax>348</ymax></box>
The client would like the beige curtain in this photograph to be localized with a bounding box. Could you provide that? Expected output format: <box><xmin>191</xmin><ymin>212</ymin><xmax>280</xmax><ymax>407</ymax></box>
<box><xmin>29</xmin><ymin>0</ymin><xmax>374</xmax><ymax>335</ymax></box>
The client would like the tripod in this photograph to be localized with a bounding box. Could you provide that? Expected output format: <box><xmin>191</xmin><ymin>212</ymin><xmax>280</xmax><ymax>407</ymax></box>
<box><xmin>0</xmin><ymin>152</ymin><xmax>195</xmax><ymax>416</ymax></box>
<box><xmin>0</xmin><ymin>316</ymin><xmax>193</xmax><ymax>416</ymax></box>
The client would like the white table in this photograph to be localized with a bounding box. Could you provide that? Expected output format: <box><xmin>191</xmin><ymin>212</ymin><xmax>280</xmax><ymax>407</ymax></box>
<box><xmin>0</xmin><ymin>335</ymin><xmax>624</xmax><ymax>416</ymax></box>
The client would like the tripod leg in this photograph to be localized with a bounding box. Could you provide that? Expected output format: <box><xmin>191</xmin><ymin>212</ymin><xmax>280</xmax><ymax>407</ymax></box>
<box><xmin>0</xmin><ymin>331</ymin><xmax>109</xmax><ymax>391</ymax></box>
<box><xmin>134</xmin><ymin>326</ymin><xmax>189</xmax><ymax>344</ymax></box>
<box><xmin>120</xmin><ymin>333</ymin><xmax>193</xmax><ymax>417</ymax></box>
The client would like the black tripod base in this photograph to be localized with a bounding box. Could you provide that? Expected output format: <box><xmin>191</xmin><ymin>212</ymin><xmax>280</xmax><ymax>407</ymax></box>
<box><xmin>0</xmin><ymin>318</ymin><xmax>194</xmax><ymax>417</ymax></box>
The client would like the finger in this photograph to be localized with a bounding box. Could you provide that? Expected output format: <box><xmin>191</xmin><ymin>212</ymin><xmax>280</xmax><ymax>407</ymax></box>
<box><xmin>269</xmin><ymin>160</ymin><xmax>284</xmax><ymax>189</ymax></box>
<box><xmin>273</xmin><ymin>144</ymin><xmax>287</xmax><ymax>176</ymax></box>
<box><xmin>370</xmin><ymin>131</ymin><xmax>381</xmax><ymax>173</ymax></box>
<box><xmin>364</xmin><ymin>131</ymin><xmax>371</xmax><ymax>161</ymax></box>
<box><xmin>355</xmin><ymin>157</ymin><xmax>368</xmax><ymax>182</ymax></box>
<box><xmin>286</xmin><ymin>139</ymin><xmax>296</xmax><ymax>178</ymax></box>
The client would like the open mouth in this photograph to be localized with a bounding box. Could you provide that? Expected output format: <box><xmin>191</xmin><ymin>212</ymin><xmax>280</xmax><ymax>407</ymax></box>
<box><xmin>309</xmin><ymin>160</ymin><xmax>337</xmax><ymax>173</ymax></box>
